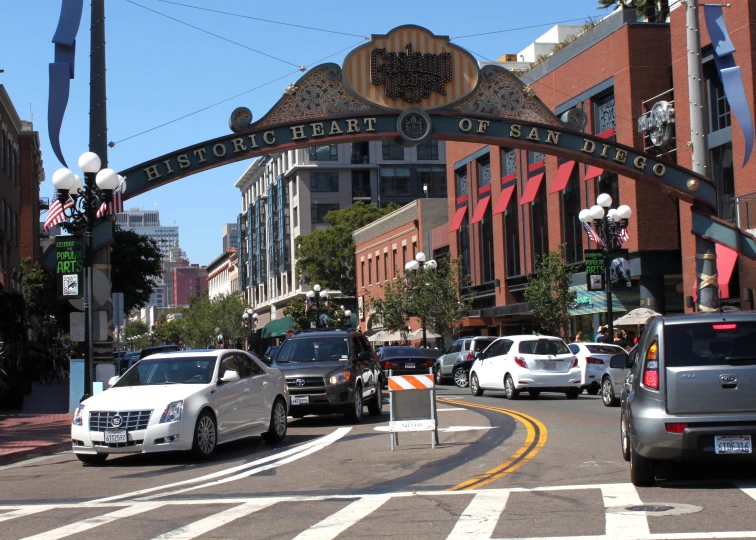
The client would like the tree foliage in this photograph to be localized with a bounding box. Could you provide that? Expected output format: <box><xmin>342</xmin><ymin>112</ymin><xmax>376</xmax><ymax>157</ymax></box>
<box><xmin>523</xmin><ymin>246</ymin><xmax>577</xmax><ymax>339</ymax></box>
<box><xmin>597</xmin><ymin>0</ymin><xmax>669</xmax><ymax>22</ymax></box>
<box><xmin>283</xmin><ymin>295</ymin><xmax>347</xmax><ymax>330</ymax></box>
<box><xmin>295</xmin><ymin>202</ymin><xmax>397</xmax><ymax>295</ymax></box>
<box><xmin>179</xmin><ymin>292</ymin><xmax>249</xmax><ymax>349</ymax></box>
<box><xmin>111</xmin><ymin>223</ymin><xmax>163</xmax><ymax>312</ymax></box>
<box><xmin>124</xmin><ymin>320</ymin><xmax>149</xmax><ymax>338</ymax></box>
<box><xmin>21</xmin><ymin>258</ymin><xmax>56</xmax><ymax>319</ymax></box>
<box><xmin>151</xmin><ymin>316</ymin><xmax>184</xmax><ymax>345</ymax></box>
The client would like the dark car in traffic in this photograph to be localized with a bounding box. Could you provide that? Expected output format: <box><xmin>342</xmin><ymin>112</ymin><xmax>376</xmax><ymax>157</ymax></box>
<box><xmin>271</xmin><ymin>329</ymin><xmax>382</xmax><ymax>423</ymax></box>
<box><xmin>262</xmin><ymin>345</ymin><xmax>280</xmax><ymax>365</ymax></box>
<box><xmin>377</xmin><ymin>346</ymin><xmax>435</xmax><ymax>380</ymax></box>
<box><xmin>139</xmin><ymin>344</ymin><xmax>180</xmax><ymax>359</ymax></box>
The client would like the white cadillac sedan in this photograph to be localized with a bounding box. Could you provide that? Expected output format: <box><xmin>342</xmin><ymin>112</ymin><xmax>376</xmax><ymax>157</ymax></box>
<box><xmin>71</xmin><ymin>350</ymin><xmax>289</xmax><ymax>464</ymax></box>
<box><xmin>469</xmin><ymin>335</ymin><xmax>582</xmax><ymax>399</ymax></box>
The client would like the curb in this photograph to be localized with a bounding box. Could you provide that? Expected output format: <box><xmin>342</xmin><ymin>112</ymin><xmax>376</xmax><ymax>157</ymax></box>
<box><xmin>0</xmin><ymin>442</ymin><xmax>71</xmax><ymax>467</ymax></box>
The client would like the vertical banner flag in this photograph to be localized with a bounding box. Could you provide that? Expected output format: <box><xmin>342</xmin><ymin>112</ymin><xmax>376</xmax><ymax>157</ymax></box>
<box><xmin>704</xmin><ymin>5</ymin><xmax>755</xmax><ymax>166</ymax></box>
<box><xmin>56</xmin><ymin>235</ymin><xmax>84</xmax><ymax>299</ymax></box>
<box><xmin>48</xmin><ymin>0</ymin><xmax>84</xmax><ymax>167</ymax></box>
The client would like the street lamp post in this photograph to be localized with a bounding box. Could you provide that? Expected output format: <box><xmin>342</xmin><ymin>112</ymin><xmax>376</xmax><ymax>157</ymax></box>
<box><xmin>578</xmin><ymin>194</ymin><xmax>632</xmax><ymax>344</ymax></box>
<box><xmin>52</xmin><ymin>152</ymin><xmax>120</xmax><ymax>399</ymax></box>
<box><xmin>307</xmin><ymin>285</ymin><xmax>329</xmax><ymax>328</ymax></box>
<box><xmin>404</xmin><ymin>251</ymin><xmax>438</xmax><ymax>348</ymax></box>
<box><xmin>242</xmin><ymin>308</ymin><xmax>258</xmax><ymax>351</ymax></box>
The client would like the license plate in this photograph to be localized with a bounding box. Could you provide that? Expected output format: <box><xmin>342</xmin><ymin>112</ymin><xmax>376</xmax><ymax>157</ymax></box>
<box><xmin>542</xmin><ymin>361</ymin><xmax>556</xmax><ymax>370</ymax></box>
<box><xmin>104</xmin><ymin>430</ymin><xmax>127</xmax><ymax>444</ymax></box>
<box><xmin>405</xmin><ymin>363</ymin><xmax>415</xmax><ymax>369</ymax></box>
<box><xmin>715</xmin><ymin>435</ymin><xmax>752</xmax><ymax>454</ymax></box>
<box><xmin>291</xmin><ymin>395</ymin><xmax>309</xmax><ymax>405</ymax></box>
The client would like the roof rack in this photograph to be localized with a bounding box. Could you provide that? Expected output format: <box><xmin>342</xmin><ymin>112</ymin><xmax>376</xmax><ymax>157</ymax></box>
<box><xmin>293</xmin><ymin>327</ymin><xmax>360</xmax><ymax>334</ymax></box>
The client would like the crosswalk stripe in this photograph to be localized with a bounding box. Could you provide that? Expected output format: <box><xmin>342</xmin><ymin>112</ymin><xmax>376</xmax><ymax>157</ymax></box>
<box><xmin>292</xmin><ymin>495</ymin><xmax>391</xmax><ymax>540</ymax></box>
<box><xmin>737</xmin><ymin>481</ymin><xmax>756</xmax><ymax>503</ymax></box>
<box><xmin>0</xmin><ymin>506</ymin><xmax>55</xmax><ymax>523</ymax></box>
<box><xmin>19</xmin><ymin>503</ymin><xmax>165</xmax><ymax>540</ymax></box>
<box><xmin>152</xmin><ymin>499</ymin><xmax>277</xmax><ymax>540</ymax></box>
<box><xmin>601</xmin><ymin>484</ymin><xmax>650</xmax><ymax>539</ymax></box>
<box><xmin>447</xmin><ymin>491</ymin><xmax>509</xmax><ymax>539</ymax></box>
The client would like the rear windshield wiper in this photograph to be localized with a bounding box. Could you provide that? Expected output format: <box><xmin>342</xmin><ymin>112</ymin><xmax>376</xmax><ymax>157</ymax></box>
<box><xmin>725</xmin><ymin>356</ymin><xmax>756</xmax><ymax>363</ymax></box>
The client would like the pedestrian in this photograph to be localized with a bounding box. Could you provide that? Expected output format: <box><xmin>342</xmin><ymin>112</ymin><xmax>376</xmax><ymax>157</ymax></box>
<box><xmin>597</xmin><ymin>327</ymin><xmax>613</xmax><ymax>344</ymax></box>
<box><xmin>614</xmin><ymin>330</ymin><xmax>630</xmax><ymax>349</ymax></box>
<box><xmin>574</xmin><ymin>332</ymin><xmax>583</xmax><ymax>343</ymax></box>
<box><xmin>594</xmin><ymin>326</ymin><xmax>605</xmax><ymax>341</ymax></box>
<box><xmin>45</xmin><ymin>354</ymin><xmax>56</xmax><ymax>384</ymax></box>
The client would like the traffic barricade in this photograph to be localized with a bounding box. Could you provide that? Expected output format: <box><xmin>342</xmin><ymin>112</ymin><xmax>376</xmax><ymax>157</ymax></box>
<box><xmin>387</xmin><ymin>370</ymin><xmax>439</xmax><ymax>450</ymax></box>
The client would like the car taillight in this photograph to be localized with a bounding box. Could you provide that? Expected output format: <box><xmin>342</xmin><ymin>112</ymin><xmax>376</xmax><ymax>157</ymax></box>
<box><xmin>713</xmin><ymin>323</ymin><xmax>737</xmax><ymax>331</ymax></box>
<box><xmin>642</xmin><ymin>343</ymin><xmax>659</xmax><ymax>390</ymax></box>
<box><xmin>585</xmin><ymin>357</ymin><xmax>604</xmax><ymax>365</ymax></box>
<box><xmin>382</xmin><ymin>361</ymin><xmax>399</xmax><ymax>370</ymax></box>
<box><xmin>571</xmin><ymin>357</ymin><xmax>579</xmax><ymax>369</ymax></box>
<box><xmin>514</xmin><ymin>357</ymin><xmax>528</xmax><ymax>369</ymax></box>
<box><xmin>665</xmin><ymin>423</ymin><xmax>688</xmax><ymax>434</ymax></box>
<box><xmin>467</xmin><ymin>351</ymin><xmax>474</xmax><ymax>360</ymax></box>
<box><xmin>421</xmin><ymin>361</ymin><xmax>432</xmax><ymax>368</ymax></box>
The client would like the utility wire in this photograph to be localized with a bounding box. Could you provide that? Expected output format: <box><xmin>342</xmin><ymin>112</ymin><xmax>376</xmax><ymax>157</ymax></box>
<box><xmin>124</xmin><ymin>0</ymin><xmax>302</xmax><ymax>68</ymax></box>
<box><xmin>451</xmin><ymin>17</ymin><xmax>596</xmax><ymax>40</ymax></box>
<box><xmin>154</xmin><ymin>0</ymin><xmax>369</xmax><ymax>39</ymax></box>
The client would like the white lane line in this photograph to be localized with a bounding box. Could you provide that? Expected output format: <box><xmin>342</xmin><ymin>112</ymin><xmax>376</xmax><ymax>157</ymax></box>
<box><xmin>737</xmin><ymin>481</ymin><xmax>756</xmax><ymax>503</ymax></box>
<box><xmin>292</xmin><ymin>495</ymin><xmax>391</xmax><ymax>540</ymax></box>
<box><xmin>0</xmin><ymin>452</ymin><xmax>71</xmax><ymax>472</ymax></box>
<box><xmin>437</xmin><ymin>407</ymin><xmax>467</xmax><ymax>411</ymax></box>
<box><xmin>152</xmin><ymin>499</ymin><xmax>276</xmax><ymax>540</ymax></box>
<box><xmin>137</xmin><ymin>428</ymin><xmax>351</xmax><ymax>501</ymax></box>
<box><xmin>447</xmin><ymin>490</ymin><xmax>509</xmax><ymax>539</ymax></box>
<box><xmin>373</xmin><ymin>425</ymin><xmax>494</xmax><ymax>433</ymax></box>
<box><xmin>19</xmin><ymin>503</ymin><xmax>165</xmax><ymax>540</ymax></box>
<box><xmin>601</xmin><ymin>483</ymin><xmax>650</xmax><ymax>539</ymax></box>
<box><xmin>0</xmin><ymin>506</ymin><xmax>55</xmax><ymax>523</ymax></box>
<box><xmin>91</xmin><ymin>428</ymin><xmax>350</xmax><ymax>504</ymax></box>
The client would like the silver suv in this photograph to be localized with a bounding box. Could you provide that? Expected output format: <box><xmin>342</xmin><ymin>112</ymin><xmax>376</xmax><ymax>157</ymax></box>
<box><xmin>622</xmin><ymin>312</ymin><xmax>756</xmax><ymax>486</ymax></box>
<box><xmin>435</xmin><ymin>336</ymin><xmax>496</xmax><ymax>386</ymax></box>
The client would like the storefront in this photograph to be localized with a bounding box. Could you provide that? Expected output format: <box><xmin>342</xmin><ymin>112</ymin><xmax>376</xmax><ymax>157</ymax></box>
<box><xmin>569</xmin><ymin>285</ymin><xmax>640</xmax><ymax>341</ymax></box>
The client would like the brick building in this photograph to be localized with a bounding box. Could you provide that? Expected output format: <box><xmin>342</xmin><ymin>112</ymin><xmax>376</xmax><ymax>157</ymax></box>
<box><xmin>173</xmin><ymin>265</ymin><xmax>207</xmax><ymax>307</ymax></box>
<box><xmin>0</xmin><ymin>86</ymin><xmax>25</xmax><ymax>296</ymax></box>
<box><xmin>445</xmin><ymin>11</ymin><xmax>698</xmax><ymax>337</ymax></box>
<box><xmin>18</xmin><ymin>120</ymin><xmax>43</xmax><ymax>265</ymax></box>
<box><xmin>352</xmin><ymin>199</ymin><xmax>448</xmax><ymax>338</ymax></box>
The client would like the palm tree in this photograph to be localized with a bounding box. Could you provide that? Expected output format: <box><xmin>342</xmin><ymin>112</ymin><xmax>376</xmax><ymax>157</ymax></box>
<box><xmin>598</xmin><ymin>0</ymin><xmax>670</xmax><ymax>23</ymax></box>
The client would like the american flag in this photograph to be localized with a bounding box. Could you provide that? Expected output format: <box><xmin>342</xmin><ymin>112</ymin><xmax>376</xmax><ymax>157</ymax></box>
<box><xmin>614</xmin><ymin>228</ymin><xmax>629</xmax><ymax>247</ymax></box>
<box><xmin>322</xmin><ymin>296</ymin><xmax>330</xmax><ymax>309</ymax></box>
<box><xmin>305</xmin><ymin>296</ymin><xmax>312</xmax><ymax>312</ymax></box>
<box><xmin>582</xmin><ymin>221</ymin><xmax>604</xmax><ymax>247</ymax></box>
<box><xmin>96</xmin><ymin>186</ymin><xmax>124</xmax><ymax>218</ymax></box>
<box><xmin>43</xmin><ymin>197</ymin><xmax>74</xmax><ymax>232</ymax></box>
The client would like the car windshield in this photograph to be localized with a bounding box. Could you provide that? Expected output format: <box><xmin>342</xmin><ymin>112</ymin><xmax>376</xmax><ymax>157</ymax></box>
<box><xmin>519</xmin><ymin>339</ymin><xmax>571</xmax><ymax>355</ymax></box>
<box><xmin>586</xmin><ymin>344</ymin><xmax>626</xmax><ymax>354</ymax></box>
<box><xmin>275</xmin><ymin>337</ymin><xmax>350</xmax><ymax>363</ymax></box>
<box><xmin>474</xmin><ymin>339</ymin><xmax>496</xmax><ymax>349</ymax></box>
<box><xmin>380</xmin><ymin>347</ymin><xmax>424</xmax><ymax>358</ymax></box>
<box><xmin>664</xmin><ymin>321</ymin><xmax>756</xmax><ymax>366</ymax></box>
<box><xmin>114</xmin><ymin>356</ymin><xmax>216</xmax><ymax>386</ymax></box>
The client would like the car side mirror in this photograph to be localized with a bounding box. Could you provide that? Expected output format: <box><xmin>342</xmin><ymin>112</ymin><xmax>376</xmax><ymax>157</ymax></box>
<box><xmin>609</xmin><ymin>356</ymin><xmax>627</xmax><ymax>369</ymax></box>
<box><xmin>108</xmin><ymin>376</ymin><xmax>119</xmax><ymax>388</ymax></box>
<box><xmin>357</xmin><ymin>351</ymin><xmax>372</xmax><ymax>363</ymax></box>
<box><xmin>220</xmin><ymin>370</ymin><xmax>240</xmax><ymax>383</ymax></box>
<box><xmin>474</xmin><ymin>351</ymin><xmax>482</xmax><ymax>359</ymax></box>
<box><xmin>262</xmin><ymin>356</ymin><xmax>273</xmax><ymax>366</ymax></box>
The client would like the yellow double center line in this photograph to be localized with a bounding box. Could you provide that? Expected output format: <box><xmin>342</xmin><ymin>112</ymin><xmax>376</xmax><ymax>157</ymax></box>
<box><xmin>439</xmin><ymin>398</ymin><xmax>548</xmax><ymax>491</ymax></box>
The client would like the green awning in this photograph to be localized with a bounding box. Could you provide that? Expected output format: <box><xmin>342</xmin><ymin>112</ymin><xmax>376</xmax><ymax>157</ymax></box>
<box><xmin>261</xmin><ymin>317</ymin><xmax>295</xmax><ymax>339</ymax></box>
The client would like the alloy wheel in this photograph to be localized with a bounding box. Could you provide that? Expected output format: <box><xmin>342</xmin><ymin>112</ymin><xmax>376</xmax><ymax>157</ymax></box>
<box><xmin>621</xmin><ymin>414</ymin><xmax>630</xmax><ymax>461</ymax></box>
<box><xmin>273</xmin><ymin>401</ymin><xmax>287</xmax><ymax>437</ymax></box>
<box><xmin>454</xmin><ymin>369</ymin><xmax>468</xmax><ymax>388</ymax></box>
<box><xmin>354</xmin><ymin>391</ymin><xmax>363</xmax><ymax>419</ymax></box>
<box><xmin>505</xmin><ymin>376</ymin><xmax>514</xmax><ymax>398</ymax></box>
<box><xmin>602</xmin><ymin>379</ymin><xmax>613</xmax><ymax>405</ymax></box>
<box><xmin>197</xmin><ymin>415</ymin><xmax>216</xmax><ymax>455</ymax></box>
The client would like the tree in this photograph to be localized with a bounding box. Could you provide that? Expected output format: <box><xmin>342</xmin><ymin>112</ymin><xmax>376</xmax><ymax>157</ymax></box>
<box><xmin>296</xmin><ymin>201</ymin><xmax>397</xmax><ymax>294</ymax></box>
<box><xmin>152</xmin><ymin>317</ymin><xmax>184</xmax><ymax>345</ymax></box>
<box><xmin>283</xmin><ymin>295</ymin><xmax>347</xmax><ymax>330</ymax></box>
<box><xmin>369</xmin><ymin>279</ymin><xmax>410</xmax><ymax>340</ymax></box>
<box><xmin>21</xmin><ymin>258</ymin><xmax>56</xmax><ymax>319</ymax></box>
<box><xmin>523</xmin><ymin>246</ymin><xmax>577</xmax><ymax>339</ymax></box>
<box><xmin>124</xmin><ymin>320</ymin><xmax>149</xmax><ymax>338</ymax></box>
<box><xmin>111</xmin><ymin>223</ymin><xmax>163</xmax><ymax>312</ymax></box>
<box><xmin>597</xmin><ymin>0</ymin><xmax>669</xmax><ymax>23</ymax></box>
<box><xmin>179</xmin><ymin>292</ymin><xmax>250</xmax><ymax>348</ymax></box>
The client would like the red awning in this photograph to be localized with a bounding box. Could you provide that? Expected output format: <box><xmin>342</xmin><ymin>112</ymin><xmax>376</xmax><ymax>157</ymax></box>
<box><xmin>493</xmin><ymin>186</ymin><xmax>515</xmax><ymax>215</ymax></box>
<box><xmin>519</xmin><ymin>173</ymin><xmax>544</xmax><ymax>205</ymax></box>
<box><xmin>716</xmin><ymin>244</ymin><xmax>738</xmax><ymax>299</ymax></box>
<box><xmin>584</xmin><ymin>165</ymin><xmax>604</xmax><ymax>182</ymax></box>
<box><xmin>449</xmin><ymin>206</ymin><xmax>468</xmax><ymax>233</ymax></box>
<box><xmin>470</xmin><ymin>197</ymin><xmax>491</xmax><ymax>224</ymax></box>
<box><xmin>549</xmin><ymin>161</ymin><xmax>576</xmax><ymax>194</ymax></box>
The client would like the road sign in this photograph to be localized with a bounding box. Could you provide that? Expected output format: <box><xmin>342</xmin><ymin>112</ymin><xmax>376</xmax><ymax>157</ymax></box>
<box><xmin>286</xmin><ymin>329</ymin><xmax>295</xmax><ymax>338</ymax></box>
<box><xmin>388</xmin><ymin>372</ymin><xmax>438</xmax><ymax>450</ymax></box>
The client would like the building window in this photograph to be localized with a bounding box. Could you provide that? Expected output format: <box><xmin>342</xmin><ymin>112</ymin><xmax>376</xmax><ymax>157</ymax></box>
<box><xmin>455</xmin><ymin>166</ymin><xmax>468</xmax><ymax>196</ymax></box>
<box><xmin>711</xmin><ymin>143</ymin><xmax>735</xmax><ymax>221</ymax></box>
<box><xmin>375</xmin><ymin>254</ymin><xmax>380</xmax><ymax>282</ymax></box>
<box><xmin>412</xmin><ymin>241</ymin><xmax>417</xmax><ymax>259</ymax></box>
<box><xmin>417</xmin><ymin>140</ymin><xmax>439</xmax><ymax>160</ymax></box>
<box><xmin>704</xmin><ymin>59</ymin><xmax>731</xmax><ymax>133</ymax></box>
<box><xmin>379</xmin><ymin>167</ymin><xmax>411</xmax><ymax>196</ymax></box>
<box><xmin>504</xmin><ymin>192</ymin><xmax>520</xmax><ymax>277</ymax></box>
<box><xmin>361</xmin><ymin>260</ymin><xmax>365</xmax><ymax>287</ymax></box>
<box><xmin>402</xmin><ymin>245</ymin><xmax>407</xmax><ymax>269</ymax></box>
<box><xmin>383</xmin><ymin>253</ymin><xmax>388</xmax><ymax>281</ymax></box>
<box><xmin>0</xmin><ymin>134</ymin><xmax>4</xmax><ymax>170</ymax></box>
<box><xmin>291</xmin><ymin>179</ymin><xmax>297</xmax><ymax>197</ymax></box>
<box><xmin>382</xmin><ymin>140</ymin><xmax>405</xmax><ymax>160</ymax></box>
<box><xmin>368</xmin><ymin>258</ymin><xmax>373</xmax><ymax>285</ymax></box>
<box><xmin>562</xmin><ymin>166</ymin><xmax>583</xmax><ymax>264</ymax></box>
<box><xmin>412</xmin><ymin>169</ymin><xmax>442</xmax><ymax>200</ymax></box>
<box><xmin>597</xmin><ymin>172</ymin><xmax>620</xmax><ymax>208</ymax></box>
<box><xmin>393</xmin><ymin>248</ymin><xmax>398</xmax><ymax>276</ymax></box>
<box><xmin>530</xmin><ymin>181</ymin><xmax>549</xmax><ymax>266</ymax></box>
<box><xmin>458</xmin><ymin>214</ymin><xmax>471</xmax><ymax>279</ymax></box>
<box><xmin>477</xmin><ymin>155</ymin><xmax>491</xmax><ymax>188</ymax></box>
<box><xmin>293</xmin><ymin>206</ymin><xmax>298</xmax><ymax>227</ymax></box>
<box><xmin>352</xmin><ymin>171</ymin><xmax>371</xmax><ymax>198</ymax></box>
<box><xmin>480</xmin><ymin>201</ymin><xmax>494</xmax><ymax>283</ymax></box>
<box><xmin>309</xmin><ymin>145</ymin><xmax>338</xmax><ymax>161</ymax></box>
<box><xmin>528</xmin><ymin>151</ymin><xmax>545</xmax><ymax>166</ymax></box>
<box><xmin>310</xmin><ymin>172</ymin><xmax>339</xmax><ymax>192</ymax></box>
<box><xmin>311</xmin><ymin>203</ymin><xmax>339</xmax><ymax>224</ymax></box>
<box><xmin>594</xmin><ymin>92</ymin><xmax>616</xmax><ymax>134</ymax></box>
<box><xmin>351</xmin><ymin>142</ymin><xmax>370</xmax><ymax>164</ymax></box>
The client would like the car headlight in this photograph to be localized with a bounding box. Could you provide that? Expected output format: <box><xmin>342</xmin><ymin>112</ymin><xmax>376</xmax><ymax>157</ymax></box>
<box><xmin>329</xmin><ymin>371</ymin><xmax>352</xmax><ymax>385</ymax></box>
<box><xmin>160</xmin><ymin>400</ymin><xmax>183</xmax><ymax>423</ymax></box>
<box><xmin>72</xmin><ymin>404</ymin><xmax>85</xmax><ymax>426</ymax></box>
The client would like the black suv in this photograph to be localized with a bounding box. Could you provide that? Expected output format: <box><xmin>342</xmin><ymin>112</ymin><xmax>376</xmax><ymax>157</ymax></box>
<box><xmin>139</xmin><ymin>344</ymin><xmax>181</xmax><ymax>359</ymax></box>
<box><xmin>271</xmin><ymin>329</ymin><xmax>382</xmax><ymax>423</ymax></box>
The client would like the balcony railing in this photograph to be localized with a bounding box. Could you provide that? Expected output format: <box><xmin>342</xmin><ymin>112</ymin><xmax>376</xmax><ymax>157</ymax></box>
<box><xmin>730</xmin><ymin>192</ymin><xmax>756</xmax><ymax>235</ymax></box>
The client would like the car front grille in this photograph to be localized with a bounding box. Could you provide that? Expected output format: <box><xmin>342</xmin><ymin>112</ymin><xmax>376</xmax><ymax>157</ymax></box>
<box><xmin>93</xmin><ymin>439</ymin><xmax>144</xmax><ymax>449</ymax></box>
<box><xmin>89</xmin><ymin>410</ymin><xmax>152</xmax><ymax>432</ymax></box>
<box><xmin>286</xmin><ymin>376</ymin><xmax>326</xmax><ymax>394</ymax></box>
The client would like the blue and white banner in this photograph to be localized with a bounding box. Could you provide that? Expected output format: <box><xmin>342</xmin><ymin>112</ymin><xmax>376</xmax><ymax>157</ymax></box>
<box><xmin>704</xmin><ymin>4</ymin><xmax>755</xmax><ymax>167</ymax></box>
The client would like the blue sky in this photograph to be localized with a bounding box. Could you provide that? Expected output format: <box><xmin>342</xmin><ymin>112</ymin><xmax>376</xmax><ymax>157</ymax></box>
<box><xmin>2</xmin><ymin>0</ymin><xmax>603</xmax><ymax>265</ymax></box>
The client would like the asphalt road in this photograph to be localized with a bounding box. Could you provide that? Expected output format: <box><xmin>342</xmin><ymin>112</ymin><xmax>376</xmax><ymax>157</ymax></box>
<box><xmin>1</xmin><ymin>384</ymin><xmax>756</xmax><ymax>539</ymax></box>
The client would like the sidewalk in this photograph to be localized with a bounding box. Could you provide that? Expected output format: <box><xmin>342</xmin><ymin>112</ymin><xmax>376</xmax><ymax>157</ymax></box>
<box><xmin>0</xmin><ymin>381</ymin><xmax>72</xmax><ymax>466</ymax></box>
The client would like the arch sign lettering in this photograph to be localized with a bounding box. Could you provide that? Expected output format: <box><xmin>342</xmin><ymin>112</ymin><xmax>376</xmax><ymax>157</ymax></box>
<box><xmin>119</xmin><ymin>25</ymin><xmax>756</xmax><ymax>260</ymax></box>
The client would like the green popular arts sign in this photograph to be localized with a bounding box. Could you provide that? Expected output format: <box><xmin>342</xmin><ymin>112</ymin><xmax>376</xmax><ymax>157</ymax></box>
<box><xmin>584</xmin><ymin>250</ymin><xmax>605</xmax><ymax>292</ymax></box>
<box><xmin>56</xmin><ymin>235</ymin><xmax>84</xmax><ymax>299</ymax></box>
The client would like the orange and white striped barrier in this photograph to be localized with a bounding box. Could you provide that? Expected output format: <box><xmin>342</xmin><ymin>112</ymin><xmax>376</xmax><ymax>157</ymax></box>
<box><xmin>388</xmin><ymin>374</ymin><xmax>434</xmax><ymax>391</ymax></box>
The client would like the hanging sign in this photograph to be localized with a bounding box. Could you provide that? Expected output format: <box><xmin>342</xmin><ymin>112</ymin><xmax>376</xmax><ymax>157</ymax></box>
<box><xmin>56</xmin><ymin>235</ymin><xmax>84</xmax><ymax>299</ymax></box>
<box><xmin>585</xmin><ymin>250</ymin><xmax>605</xmax><ymax>292</ymax></box>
